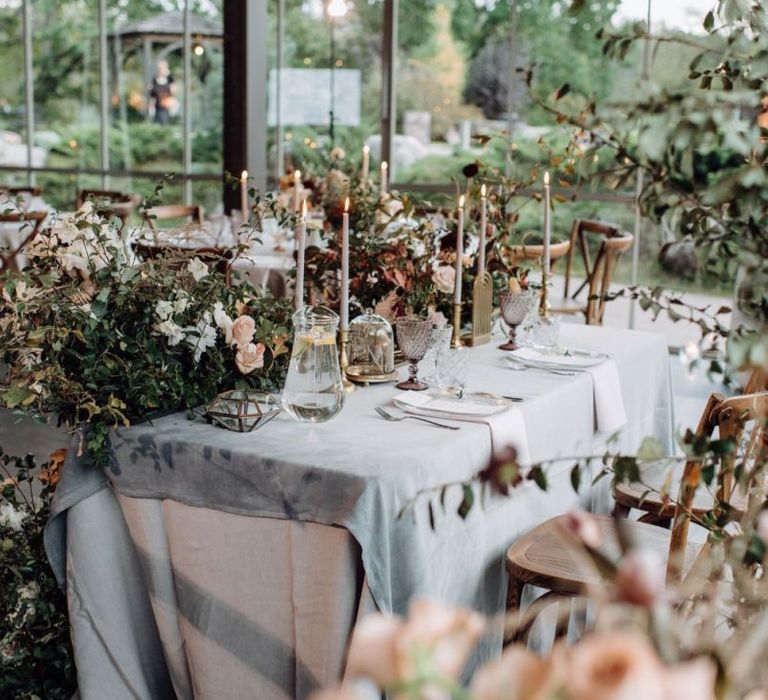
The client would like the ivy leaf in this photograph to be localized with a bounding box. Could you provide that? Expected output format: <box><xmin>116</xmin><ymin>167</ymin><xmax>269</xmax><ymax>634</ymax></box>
<box><xmin>703</xmin><ymin>10</ymin><xmax>715</xmax><ymax>32</ymax></box>
<box><xmin>458</xmin><ymin>484</ymin><xmax>474</xmax><ymax>519</ymax></box>
<box><xmin>528</xmin><ymin>465</ymin><xmax>548</xmax><ymax>491</ymax></box>
<box><xmin>570</xmin><ymin>464</ymin><xmax>581</xmax><ymax>493</ymax></box>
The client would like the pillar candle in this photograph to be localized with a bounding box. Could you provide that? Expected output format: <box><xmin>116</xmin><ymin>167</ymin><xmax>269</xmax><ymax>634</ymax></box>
<box><xmin>478</xmin><ymin>183</ymin><xmax>487</xmax><ymax>277</ymax></box>
<box><xmin>543</xmin><ymin>171</ymin><xmax>551</xmax><ymax>278</ymax></box>
<box><xmin>454</xmin><ymin>194</ymin><xmax>465</xmax><ymax>304</ymax></box>
<box><xmin>294</xmin><ymin>169</ymin><xmax>302</xmax><ymax>212</ymax></box>
<box><xmin>380</xmin><ymin>161</ymin><xmax>388</xmax><ymax>198</ymax></box>
<box><xmin>295</xmin><ymin>200</ymin><xmax>307</xmax><ymax>311</ymax></box>
<box><xmin>340</xmin><ymin>197</ymin><xmax>350</xmax><ymax>331</ymax></box>
<box><xmin>362</xmin><ymin>145</ymin><xmax>370</xmax><ymax>183</ymax></box>
<box><xmin>240</xmin><ymin>170</ymin><xmax>248</xmax><ymax>223</ymax></box>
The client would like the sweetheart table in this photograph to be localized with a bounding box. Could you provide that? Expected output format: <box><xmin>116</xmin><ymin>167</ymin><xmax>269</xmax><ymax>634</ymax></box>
<box><xmin>40</xmin><ymin>323</ymin><xmax>674</xmax><ymax>700</ymax></box>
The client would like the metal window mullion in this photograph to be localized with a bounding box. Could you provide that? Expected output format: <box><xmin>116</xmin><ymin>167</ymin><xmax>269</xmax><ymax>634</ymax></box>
<box><xmin>248</xmin><ymin>0</ymin><xmax>268</xmax><ymax>192</ymax></box>
<box><xmin>628</xmin><ymin>0</ymin><xmax>652</xmax><ymax>329</ymax></box>
<box><xmin>183</xmin><ymin>0</ymin><xmax>192</xmax><ymax>203</ymax></box>
<box><xmin>381</xmin><ymin>0</ymin><xmax>397</xmax><ymax>179</ymax></box>
<box><xmin>98</xmin><ymin>0</ymin><xmax>110</xmax><ymax>188</ymax></box>
<box><xmin>22</xmin><ymin>0</ymin><xmax>34</xmax><ymax>186</ymax></box>
<box><xmin>275</xmin><ymin>0</ymin><xmax>285</xmax><ymax>184</ymax></box>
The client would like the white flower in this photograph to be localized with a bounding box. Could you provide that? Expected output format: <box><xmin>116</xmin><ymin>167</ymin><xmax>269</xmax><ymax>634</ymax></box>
<box><xmin>187</xmin><ymin>257</ymin><xmax>209</xmax><ymax>282</ymax></box>
<box><xmin>185</xmin><ymin>319</ymin><xmax>217</xmax><ymax>363</ymax></box>
<box><xmin>155</xmin><ymin>300</ymin><xmax>175</xmax><ymax>321</ymax></box>
<box><xmin>157</xmin><ymin>318</ymin><xmax>186</xmax><ymax>346</ymax></box>
<box><xmin>213</xmin><ymin>302</ymin><xmax>234</xmax><ymax>344</ymax></box>
<box><xmin>18</xmin><ymin>582</ymin><xmax>39</xmax><ymax>600</ymax></box>
<box><xmin>432</xmin><ymin>265</ymin><xmax>456</xmax><ymax>294</ymax></box>
<box><xmin>173</xmin><ymin>295</ymin><xmax>190</xmax><ymax>315</ymax></box>
<box><xmin>0</xmin><ymin>502</ymin><xmax>26</xmax><ymax>531</ymax></box>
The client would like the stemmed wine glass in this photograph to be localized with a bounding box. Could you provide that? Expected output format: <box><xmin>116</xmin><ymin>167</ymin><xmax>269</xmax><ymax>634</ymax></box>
<box><xmin>394</xmin><ymin>316</ymin><xmax>433</xmax><ymax>391</ymax></box>
<box><xmin>498</xmin><ymin>290</ymin><xmax>537</xmax><ymax>351</ymax></box>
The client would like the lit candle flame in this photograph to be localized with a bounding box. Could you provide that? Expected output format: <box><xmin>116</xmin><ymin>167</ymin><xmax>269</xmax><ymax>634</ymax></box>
<box><xmin>241</xmin><ymin>170</ymin><xmax>248</xmax><ymax>180</ymax></box>
<box><xmin>344</xmin><ymin>197</ymin><xmax>350</xmax><ymax>213</ymax></box>
<box><xmin>381</xmin><ymin>161</ymin><xmax>388</xmax><ymax>172</ymax></box>
<box><xmin>544</xmin><ymin>171</ymin><xmax>550</xmax><ymax>186</ymax></box>
<box><xmin>480</xmin><ymin>183</ymin><xmax>486</xmax><ymax>198</ymax></box>
<box><xmin>295</xmin><ymin>170</ymin><xmax>301</xmax><ymax>182</ymax></box>
<box><xmin>458</xmin><ymin>194</ymin><xmax>465</xmax><ymax>209</ymax></box>
<box><xmin>363</xmin><ymin>144</ymin><xmax>370</xmax><ymax>154</ymax></box>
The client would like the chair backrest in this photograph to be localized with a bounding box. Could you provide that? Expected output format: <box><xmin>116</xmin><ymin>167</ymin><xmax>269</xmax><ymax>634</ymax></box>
<box><xmin>144</xmin><ymin>204</ymin><xmax>204</xmax><ymax>230</ymax></box>
<box><xmin>77</xmin><ymin>189</ymin><xmax>137</xmax><ymax>226</ymax></box>
<box><xmin>0</xmin><ymin>210</ymin><xmax>47</xmax><ymax>272</ymax></box>
<box><xmin>563</xmin><ymin>219</ymin><xmax>621</xmax><ymax>298</ymax></box>
<box><xmin>583</xmin><ymin>233</ymin><xmax>633</xmax><ymax>325</ymax></box>
<box><xmin>135</xmin><ymin>243</ymin><xmax>233</xmax><ymax>285</ymax></box>
<box><xmin>1</xmin><ymin>186</ymin><xmax>42</xmax><ymax>197</ymax></box>
<box><xmin>667</xmin><ymin>390</ymin><xmax>768</xmax><ymax>582</ymax></box>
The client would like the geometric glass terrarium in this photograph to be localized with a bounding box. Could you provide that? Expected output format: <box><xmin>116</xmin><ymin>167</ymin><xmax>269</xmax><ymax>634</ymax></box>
<box><xmin>205</xmin><ymin>390</ymin><xmax>281</xmax><ymax>432</ymax></box>
<box><xmin>347</xmin><ymin>312</ymin><xmax>396</xmax><ymax>381</ymax></box>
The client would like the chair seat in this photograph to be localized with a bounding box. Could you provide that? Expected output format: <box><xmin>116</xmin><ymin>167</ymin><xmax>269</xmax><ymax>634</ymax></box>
<box><xmin>549</xmin><ymin>297</ymin><xmax>585</xmax><ymax>315</ymax></box>
<box><xmin>614</xmin><ymin>465</ymin><xmax>748</xmax><ymax>519</ymax></box>
<box><xmin>506</xmin><ymin>514</ymin><xmax>700</xmax><ymax>596</ymax></box>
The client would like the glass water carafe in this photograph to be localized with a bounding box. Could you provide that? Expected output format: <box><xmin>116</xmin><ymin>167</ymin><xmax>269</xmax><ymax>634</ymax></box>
<box><xmin>282</xmin><ymin>306</ymin><xmax>345</xmax><ymax>423</ymax></box>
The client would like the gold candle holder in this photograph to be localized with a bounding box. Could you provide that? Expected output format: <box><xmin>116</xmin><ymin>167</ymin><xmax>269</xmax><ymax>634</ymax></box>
<box><xmin>451</xmin><ymin>302</ymin><xmax>463</xmax><ymax>347</ymax></box>
<box><xmin>339</xmin><ymin>329</ymin><xmax>356</xmax><ymax>393</ymax></box>
<box><xmin>463</xmin><ymin>271</ymin><xmax>493</xmax><ymax>346</ymax></box>
<box><xmin>539</xmin><ymin>268</ymin><xmax>550</xmax><ymax>318</ymax></box>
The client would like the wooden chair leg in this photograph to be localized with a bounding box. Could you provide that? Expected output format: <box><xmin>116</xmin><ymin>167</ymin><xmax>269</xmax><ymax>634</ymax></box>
<box><xmin>504</xmin><ymin>576</ymin><xmax>526</xmax><ymax>645</ymax></box>
<box><xmin>612</xmin><ymin>502</ymin><xmax>630</xmax><ymax>518</ymax></box>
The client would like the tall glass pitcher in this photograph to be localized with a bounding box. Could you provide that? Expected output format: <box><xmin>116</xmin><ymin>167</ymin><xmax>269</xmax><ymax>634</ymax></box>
<box><xmin>282</xmin><ymin>306</ymin><xmax>345</xmax><ymax>423</ymax></box>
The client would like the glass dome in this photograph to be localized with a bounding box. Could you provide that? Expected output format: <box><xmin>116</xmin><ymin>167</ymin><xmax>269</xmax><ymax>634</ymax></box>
<box><xmin>348</xmin><ymin>312</ymin><xmax>395</xmax><ymax>378</ymax></box>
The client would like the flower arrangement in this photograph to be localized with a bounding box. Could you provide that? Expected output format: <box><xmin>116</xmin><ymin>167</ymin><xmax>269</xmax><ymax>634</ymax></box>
<box><xmin>0</xmin><ymin>201</ymin><xmax>293</xmax><ymax>467</ymax></box>
<box><xmin>0</xmin><ymin>448</ymin><xmax>75</xmax><ymax>699</ymax></box>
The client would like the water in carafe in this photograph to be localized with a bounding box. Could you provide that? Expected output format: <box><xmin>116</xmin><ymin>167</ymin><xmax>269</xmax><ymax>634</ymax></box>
<box><xmin>282</xmin><ymin>306</ymin><xmax>345</xmax><ymax>423</ymax></box>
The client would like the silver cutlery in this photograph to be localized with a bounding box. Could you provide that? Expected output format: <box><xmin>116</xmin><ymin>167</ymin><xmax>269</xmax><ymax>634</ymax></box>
<box><xmin>506</xmin><ymin>358</ymin><xmax>576</xmax><ymax>376</ymax></box>
<box><xmin>375</xmin><ymin>406</ymin><xmax>460</xmax><ymax>430</ymax></box>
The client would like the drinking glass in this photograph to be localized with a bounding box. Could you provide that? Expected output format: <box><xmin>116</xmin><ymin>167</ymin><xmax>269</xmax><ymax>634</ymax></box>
<box><xmin>282</xmin><ymin>306</ymin><xmax>345</xmax><ymax>422</ymax></box>
<box><xmin>498</xmin><ymin>290</ymin><xmax>538</xmax><ymax>350</ymax></box>
<box><xmin>394</xmin><ymin>316</ymin><xmax>433</xmax><ymax>391</ymax></box>
<box><xmin>436</xmin><ymin>346</ymin><xmax>471</xmax><ymax>397</ymax></box>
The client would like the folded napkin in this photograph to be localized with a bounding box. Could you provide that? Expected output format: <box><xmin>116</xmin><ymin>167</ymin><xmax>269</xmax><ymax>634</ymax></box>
<box><xmin>513</xmin><ymin>347</ymin><xmax>601</xmax><ymax>368</ymax></box>
<box><xmin>393</xmin><ymin>393</ymin><xmax>531</xmax><ymax>465</ymax></box>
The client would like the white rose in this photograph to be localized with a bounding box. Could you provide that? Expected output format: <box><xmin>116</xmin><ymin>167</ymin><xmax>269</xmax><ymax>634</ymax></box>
<box><xmin>0</xmin><ymin>502</ymin><xmax>26</xmax><ymax>531</ymax></box>
<box><xmin>432</xmin><ymin>265</ymin><xmax>456</xmax><ymax>294</ymax></box>
<box><xmin>187</xmin><ymin>257</ymin><xmax>209</xmax><ymax>282</ymax></box>
<box><xmin>213</xmin><ymin>301</ymin><xmax>234</xmax><ymax>345</ymax></box>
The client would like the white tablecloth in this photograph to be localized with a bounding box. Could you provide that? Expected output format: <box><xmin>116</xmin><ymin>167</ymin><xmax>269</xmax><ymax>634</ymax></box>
<box><xmin>30</xmin><ymin>324</ymin><xmax>673</xmax><ymax>700</ymax></box>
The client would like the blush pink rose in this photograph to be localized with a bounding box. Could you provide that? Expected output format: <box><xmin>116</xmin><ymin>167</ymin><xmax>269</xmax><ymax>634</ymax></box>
<box><xmin>470</xmin><ymin>646</ymin><xmax>551</xmax><ymax>700</ymax></box>
<box><xmin>614</xmin><ymin>548</ymin><xmax>665</xmax><ymax>607</ymax></box>
<box><xmin>432</xmin><ymin>265</ymin><xmax>456</xmax><ymax>294</ymax></box>
<box><xmin>559</xmin><ymin>511</ymin><xmax>602</xmax><ymax>549</ymax></box>
<box><xmin>663</xmin><ymin>657</ymin><xmax>716</xmax><ymax>700</ymax></box>
<box><xmin>235</xmin><ymin>342</ymin><xmax>265</xmax><ymax>375</ymax></box>
<box><xmin>231</xmin><ymin>315</ymin><xmax>256</xmax><ymax>349</ymax></box>
<box><xmin>346</xmin><ymin>613</ymin><xmax>404</xmax><ymax>688</ymax></box>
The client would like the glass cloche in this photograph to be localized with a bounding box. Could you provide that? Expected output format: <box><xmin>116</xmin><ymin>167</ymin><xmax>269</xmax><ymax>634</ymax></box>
<box><xmin>347</xmin><ymin>312</ymin><xmax>396</xmax><ymax>380</ymax></box>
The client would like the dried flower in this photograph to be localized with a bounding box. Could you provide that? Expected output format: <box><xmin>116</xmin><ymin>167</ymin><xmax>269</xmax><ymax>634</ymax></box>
<box><xmin>560</xmin><ymin>511</ymin><xmax>602</xmax><ymax>549</ymax></box>
<box><xmin>478</xmin><ymin>445</ymin><xmax>522</xmax><ymax>495</ymax></box>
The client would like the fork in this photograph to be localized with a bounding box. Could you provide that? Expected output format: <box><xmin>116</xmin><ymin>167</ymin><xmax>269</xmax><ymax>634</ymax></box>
<box><xmin>375</xmin><ymin>406</ymin><xmax>460</xmax><ymax>430</ymax></box>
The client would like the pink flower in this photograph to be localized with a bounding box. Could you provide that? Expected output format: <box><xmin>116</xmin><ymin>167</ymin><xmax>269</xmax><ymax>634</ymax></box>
<box><xmin>470</xmin><ymin>646</ymin><xmax>551</xmax><ymax>700</ymax></box>
<box><xmin>346</xmin><ymin>613</ymin><xmax>404</xmax><ymax>688</ymax></box>
<box><xmin>345</xmin><ymin>598</ymin><xmax>484</xmax><ymax>691</ymax></box>
<box><xmin>561</xmin><ymin>632</ymin><xmax>667</xmax><ymax>700</ymax></box>
<box><xmin>231</xmin><ymin>315</ymin><xmax>256</xmax><ymax>349</ymax></box>
<box><xmin>235</xmin><ymin>342</ymin><xmax>265</xmax><ymax>375</ymax></box>
<box><xmin>432</xmin><ymin>265</ymin><xmax>456</xmax><ymax>294</ymax></box>
<box><xmin>663</xmin><ymin>657</ymin><xmax>717</xmax><ymax>700</ymax></box>
<box><xmin>614</xmin><ymin>548</ymin><xmax>665</xmax><ymax>607</ymax></box>
<box><xmin>559</xmin><ymin>511</ymin><xmax>602</xmax><ymax>549</ymax></box>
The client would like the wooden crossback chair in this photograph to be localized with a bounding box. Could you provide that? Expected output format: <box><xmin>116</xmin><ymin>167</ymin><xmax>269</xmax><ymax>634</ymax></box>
<box><xmin>134</xmin><ymin>242</ymin><xmax>233</xmax><ymax>285</ymax></box>
<box><xmin>0</xmin><ymin>210</ymin><xmax>47</xmax><ymax>272</ymax></box>
<box><xmin>614</xmin><ymin>368</ymin><xmax>768</xmax><ymax>525</ymax></box>
<box><xmin>505</xmin><ymin>389</ymin><xmax>768</xmax><ymax>642</ymax></box>
<box><xmin>143</xmin><ymin>204</ymin><xmax>204</xmax><ymax>231</ymax></box>
<box><xmin>77</xmin><ymin>189</ymin><xmax>137</xmax><ymax>227</ymax></box>
<box><xmin>551</xmin><ymin>219</ymin><xmax>633</xmax><ymax>325</ymax></box>
<box><xmin>1</xmin><ymin>185</ymin><xmax>42</xmax><ymax>197</ymax></box>
<box><xmin>505</xmin><ymin>238</ymin><xmax>571</xmax><ymax>268</ymax></box>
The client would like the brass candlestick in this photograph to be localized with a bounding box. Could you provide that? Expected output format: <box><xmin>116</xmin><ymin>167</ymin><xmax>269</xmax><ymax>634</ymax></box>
<box><xmin>451</xmin><ymin>302</ymin><xmax>463</xmax><ymax>347</ymax></box>
<box><xmin>463</xmin><ymin>271</ymin><xmax>493</xmax><ymax>346</ymax></box>
<box><xmin>339</xmin><ymin>329</ymin><xmax>356</xmax><ymax>392</ymax></box>
<box><xmin>539</xmin><ymin>267</ymin><xmax>551</xmax><ymax>317</ymax></box>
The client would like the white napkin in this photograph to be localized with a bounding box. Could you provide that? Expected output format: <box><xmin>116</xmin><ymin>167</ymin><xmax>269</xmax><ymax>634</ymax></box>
<box><xmin>392</xmin><ymin>393</ymin><xmax>531</xmax><ymax>465</ymax></box>
<box><xmin>513</xmin><ymin>347</ymin><xmax>600</xmax><ymax>368</ymax></box>
<box><xmin>586</xmin><ymin>360</ymin><xmax>627</xmax><ymax>436</ymax></box>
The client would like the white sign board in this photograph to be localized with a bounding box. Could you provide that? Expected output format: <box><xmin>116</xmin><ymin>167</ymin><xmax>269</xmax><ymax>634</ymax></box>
<box><xmin>268</xmin><ymin>68</ymin><xmax>361</xmax><ymax>127</ymax></box>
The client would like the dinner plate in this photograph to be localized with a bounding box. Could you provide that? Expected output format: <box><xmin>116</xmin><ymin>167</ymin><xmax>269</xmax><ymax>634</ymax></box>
<box><xmin>510</xmin><ymin>346</ymin><xmax>608</xmax><ymax>370</ymax></box>
<box><xmin>393</xmin><ymin>390</ymin><xmax>513</xmax><ymax>418</ymax></box>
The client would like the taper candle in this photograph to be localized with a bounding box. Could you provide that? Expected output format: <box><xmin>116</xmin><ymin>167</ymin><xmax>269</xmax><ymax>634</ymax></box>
<box><xmin>478</xmin><ymin>183</ymin><xmax>487</xmax><ymax>276</ymax></box>
<box><xmin>454</xmin><ymin>194</ymin><xmax>465</xmax><ymax>304</ymax></box>
<box><xmin>294</xmin><ymin>169</ymin><xmax>302</xmax><ymax>212</ymax></box>
<box><xmin>240</xmin><ymin>170</ymin><xmax>248</xmax><ymax>223</ymax></box>
<box><xmin>295</xmin><ymin>200</ymin><xmax>307</xmax><ymax>311</ymax></box>
<box><xmin>543</xmin><ymin>171</ymin><xmax>551</xmax><ymax>277</ymax></box>
<box><xmin>340</xmin><ymin>197</ymin><xmax>350</xmax><ymax>331</ymax></box>
<box><xmin>380</xmin><ymin>161</ymin><xmax>388</xmax><ymax>197</ymax></box>
<box><xmin>362</xmin><ymin>144</ymin><xmax>370</xmax><ymax>182</ymax></box>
